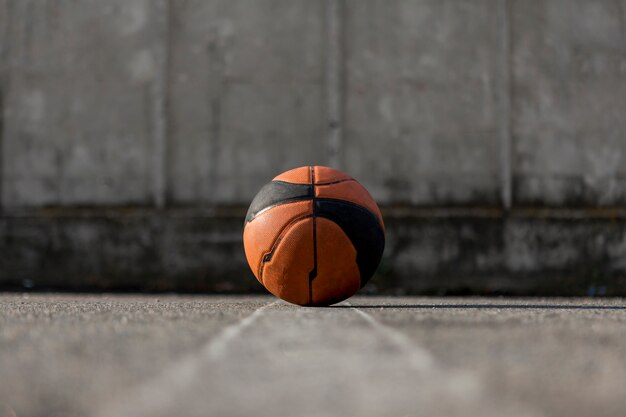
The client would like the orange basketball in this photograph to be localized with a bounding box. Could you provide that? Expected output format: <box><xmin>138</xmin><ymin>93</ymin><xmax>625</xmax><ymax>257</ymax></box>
<box><xmin>243</xmin><ymin>166</ymin><xmax>385</xmax><ymax>306</ymax></box>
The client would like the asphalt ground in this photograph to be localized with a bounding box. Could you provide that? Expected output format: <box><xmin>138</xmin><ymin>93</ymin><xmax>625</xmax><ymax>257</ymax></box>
<box><xmin>1</xmin><ymin>294</ymin><xmax>626</xmax><ymax>417</ymax></box>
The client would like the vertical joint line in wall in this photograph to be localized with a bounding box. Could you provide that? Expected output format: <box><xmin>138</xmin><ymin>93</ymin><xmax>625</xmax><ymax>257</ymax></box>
<box><xmin>619</xmin><ymin>0</ymin><xmax>626</xmax><ymax>55</ymax></box>
<box><xmin>152</xmin><ymin>0</ymin><xmax>170</xmax><ymax>209</ymax></box>
<box><xmin>498</xmin><ymin>0</ymin><xmax>513</xmax><ymax>211</ymax></box>
<box><xmin>0</xmin><ymin>83</ymin><xmax>4</xmax><ymax>213</ymax></box>
<box><xmin>0</xmin><ymin>0</ymin><xmax>7</xmax><ymax>213</ymax></box>
<box><xmin>325</xmin><ymin>0</ymin><xmax>344</xmax><ymax>168</ymax></box>
<box><xmin>207</xmin><ymin>27</ymin><xmax>225</xmax><ymax>207</ymax></box>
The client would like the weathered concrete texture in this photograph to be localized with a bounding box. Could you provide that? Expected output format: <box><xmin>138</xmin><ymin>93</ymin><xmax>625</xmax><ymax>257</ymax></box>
<box><xmin>1</xmin><ymin>0</ymin><xmax>625</xmax><ymax>208</ymax></box>
<box><xmin>512</xmin><ymin>0</ymin><xmax>626</xmax><ymax>206</ymax></box>
<box><xmin>1</xmin><ymin>0</ymin><xmax>626</xmax><ymax>296</ymax></box>
<box><xmin>343</xmin><ymin>0</ymin><xmax>503</xmax><ymax>205</ymax></box>
<box><xmin>0</xmin><ymin>294</ymin><xmax>268</xmax><ymax>417</ymax></box>
<box><xmin>167</xmin><ymin>0</ymin><xmax>327</xmax><ymax>204</ymax></box>
<box><xmin>0</xmin><ymin>1</ymin><xmax>6</xmax><ymax>211</ymax></box>
<box><xmin>380</xmin><ymin>211</ymin><xmax>626</xmax><ymax>296</ymax></box>
<box><xmin>0</xmin><ymin>209</ymin><xmax>257</xmax><ymax>293</ymax></box>
<box><xmin>1</xmin><ymin>0</ymin><xmax>162</xmax><ymax>207</ymax></box>
<box><xmin>1</xmin><ymin>295</ymin><xmax>626</xmax><ymax>417</ymax></box>
<box><xmin>2</xmin><ymin>209</ymin><xmax>626</xmax><ymax>296</ymax></box>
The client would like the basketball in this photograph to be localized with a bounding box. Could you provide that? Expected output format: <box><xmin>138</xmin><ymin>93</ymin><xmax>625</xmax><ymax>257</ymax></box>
<box><xmin>243</xmin><ymin>166</ymin><xmax>385</xmax><ymax>306</ymax></box>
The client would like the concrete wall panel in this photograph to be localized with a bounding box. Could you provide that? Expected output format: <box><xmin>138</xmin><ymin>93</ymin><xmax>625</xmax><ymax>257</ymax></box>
<box><xmin>0</xmin><ymin>0</ymin><xmax>7</xmax><ymax>209</ymax></box>
<box><xmin>343</xmin><ymin>0</ymin><xmax>503</xmax><ymax>205</ymax></box>
<box><xmin>2</xmin><ymin>0</ymin><xmax>626</xmax><ymax>211</ymax></box>
<box><xmin>168</xmin><ymin>0</ymin><xmax>327</xmax><ymax>204</ymax></box>
<box><xmin>512</xmin><ymin>0</ymin><xmax>626</xmax><ymax>206</ymax></box>
<box><xmin>2</xmin><ymin>0</ymin><xmax>161</xmax><ymax>207</ymax></box>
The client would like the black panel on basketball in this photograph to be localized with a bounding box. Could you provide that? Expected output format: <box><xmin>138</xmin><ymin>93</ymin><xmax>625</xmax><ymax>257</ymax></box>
<box><xmin>314</xmin><ymin>199</ymin><xmax>385</xmax><ymax>287</ymax></box>
<box><xmin>245</xmin><ymin>181</ymin><xmax>313</xmax><ymax>223</ymax></box>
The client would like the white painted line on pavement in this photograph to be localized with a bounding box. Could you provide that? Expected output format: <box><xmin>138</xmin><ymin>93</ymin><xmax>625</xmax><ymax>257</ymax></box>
<box><xmin>206</xmin><ymin>301</ymin><xmax>279</xmax><ymax>359</ymax></box>
<box><xmin>346</xmin><ymin>303</ymin><xmax>546</xmax><ymax>417</ymax></box>
<box><xmin>346</xmin><ymin>303</ymin><xmax>436</xmax><ymax>372</ymax></box>
<box><xmin>96</xmin><ymin>300</ymin><xmax>280</xmax><ymax>417</ymax></box>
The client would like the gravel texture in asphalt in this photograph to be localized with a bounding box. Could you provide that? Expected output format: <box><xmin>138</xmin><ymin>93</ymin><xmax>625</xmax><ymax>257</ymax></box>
<box><xmin>1</xmin><ymin>294</ymin><xmax>626</xmax><ymax>417</ymax></box>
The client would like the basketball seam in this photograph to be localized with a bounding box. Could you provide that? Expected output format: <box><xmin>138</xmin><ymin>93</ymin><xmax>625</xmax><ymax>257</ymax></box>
<box><xmin>309</xmin><ymin>166</ymin><xmax>318</xmax><ymax>306</ymax></box>
<box><xmin>270</xmin><ymin>180</ymin><xmax>311</xmax><ymax>186</ymax></box>
<box><xmin>249</xmin><ymin>195</ymin><xmax>381</xmax><ymax>228</ymax></box>
<box><xmin>246</xmin><ymin>176</ymin><xmax>380</xmax><ymax>227</ymax></box>
<box><xmin>272</xmin><ymin>167</ymin><xmax>312</xmax><ymax>185</ymax></box>
<box><xmin>246</xmin><ymin>195</ymin><xmax>312</xmax><ymax>223</ymax></box>
<box><xmin>270</xmin><ymin>178</ymin><xmax>355</xmax><ymax>186</ymax></box>
<box><xmin>315</xmin><ymin>178</ymin><xmax>355</xmax><ymax>186</ymax></box>
<box><xmin>257</xmin><ymin>214</ymin><xmax>314</xmax><ymax>284</ymax></box>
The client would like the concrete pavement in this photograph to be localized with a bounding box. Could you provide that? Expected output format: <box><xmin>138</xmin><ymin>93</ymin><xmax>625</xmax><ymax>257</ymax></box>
<box><xmin>1</xmin><ymin>294</ymin><xmax>626</xmax><ymax>417</ymax></box>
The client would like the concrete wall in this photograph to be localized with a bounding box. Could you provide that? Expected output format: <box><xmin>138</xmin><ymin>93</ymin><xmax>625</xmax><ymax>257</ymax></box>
<box><xmin>1</xmin><ymin>0</ymin><xmax>163</xmax><ymax>206</ymax></box>
<box><xmin>167</xmin><ymin>0</ymin><xmax>327</xmax><ymax>204</ymax></box>
<box><xmin>344</xmin><ymin>0</ymin><xmax>505</xmax><ymax>205</ymax></box>
<box><xmin>512</xmin><ymin>0</ymin><xmax>626</xmax><ymax>206</ymax></box>
<box><xmin>1</xmin><ymin>0</ymin><xmax>625</xmax><ymax>209</ymax></box>
<box><xmin>1</xmin><ymin>0</ymin><xmax>626</xmax><ymax>294</ymax></box>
